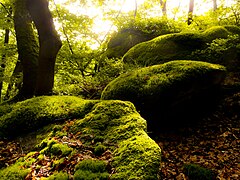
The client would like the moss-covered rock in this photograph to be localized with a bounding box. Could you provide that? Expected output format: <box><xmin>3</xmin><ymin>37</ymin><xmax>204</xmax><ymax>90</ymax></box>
<box><xmin>123</xmin><ymin>32</ymin><xmax>204</xmax><ymax>67</ymax></box>
<box><xmin>202</xmin><ymin>26</ymin><xmax>230</xmax><ymax>42</ymax></box>
<box><xmin>0</xmin><ymin>98</ymin><xmax>161</xmax><ymax>179</ymax></box>
<box><xmin>71</xmin><ymin>100</ymin><xmax>161</xmax><ymax>179</ymax></box>
<box><xmin>122</xmin><ymin>26</ymin><xmax>239</xmax><ymax>68</ymax></box>
<box><xmin>101</xmin><ymin>60</ymin><xmax>226</xmax><ymax>129</ymax></box>
<box><xmin>223</xmin><ymin>25</ymin><xmax>240</xmax><ymax>35</ymax></box>
<box><xmin>0</xmin><ymin>96</ymin><xmax>99</xmax><ymax>138</ymax></box>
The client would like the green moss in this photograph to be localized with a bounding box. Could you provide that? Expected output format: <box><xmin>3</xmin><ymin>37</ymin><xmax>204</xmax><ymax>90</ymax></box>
<box><xmin>71</xmin><ymin>100</ymin><xmax>147</xmax><ymax>143</ymax></box>
<box><xmin>223</xmin><ymin>25</ymin><xmax>240</xmax><ymax>35</ymax></box>
<box><xmin>0</xmin><ymin>96</ymin><xmax>99</xmax><ymax>137</ymax></box>
<box><xmin>70</xmin><ymin>100</ymin><xmax>161</xmax><ymax>179</ymax></box>
<box><xmin>74</xmin><ymin>160</ymin><xmax>109</xmax><ymax>180</ymax></box>
<box><xmin>123</xmin><ymin>32</ymin><xmax>204</xmax><ymax>67</ymax></box>
<box><xmin>44</xmin><ymin>171</ymin><xmax>69</xmax><ymax>180</ymax></box>
<box><xmin>122</xmin><ymin>26</ymin><xmax>240</xmax><ymax>68</ymax></box>
<box><xmin>0</xmin><ymin>163</ymin><xmax>30</xmax><ymax>180</ymax></box>
<box><xmin>111</xmin><ymin>135</ymin><xmax>161</xmax><ymax>180</ymax></box>
<box><xmin>50</xmin><ymin>143</ymin><xmax>73</xmax><ymax>156</ymax></box>
<box><xmin>73</xmin><ymin>170</ymin><xmax>109</xmax><ymax>180</ymax></box>
<box><xmin>183</xmin><ymin>163</ymin><xmax>215</xmax><ymax>180</ymax></box>
<box><xmin>102</xmin><ymin>60</ymin><xmax>226</xmax><ymax>102</ymax></box>
<box><xmin>202</xmin><ymin>26</ymin><xmax>230</xmax><ymax>42</ymax></box>
<box><xmin>0</xmin><ymin>98</ymin><xmax>161</xmax><ymax>179</ymax></box>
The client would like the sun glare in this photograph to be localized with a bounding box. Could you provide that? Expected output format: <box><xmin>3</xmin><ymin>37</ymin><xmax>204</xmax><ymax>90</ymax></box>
<box><xmin>53</xmin><ymin>0</ymin><xmax>236</xmax><ymax>49</ymax></box>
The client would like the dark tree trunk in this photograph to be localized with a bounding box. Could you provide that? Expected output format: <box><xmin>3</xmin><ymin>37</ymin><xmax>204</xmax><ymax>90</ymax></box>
<box><xmin>14</xmin><ymin>0</ymin><xmax>39</xmax><ymax>99</ymax></box>
<box><xmin>188</xmin><ymin>0</ymin><xmax>194</xmax><ymax>25</ymax></box>
<box><xmin>26</xmin><ymin>0</ymin><xmax>62</xmax><ymax>96</ymax></box>
<box><xmin>160</xmin><ymin>0</ymin><xmax>167</xmax><ymax>17</ymax></box>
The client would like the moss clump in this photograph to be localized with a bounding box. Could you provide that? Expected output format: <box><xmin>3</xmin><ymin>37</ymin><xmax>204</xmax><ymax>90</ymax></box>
<box><xmin>202</xmin><ymin>26</ymin><xmax>230</xmax><ymax>42</ymax></box>
<box><xmin>0</xmin><ymin>98</ymin><xmax>161</xmax><ymax>179</ymax></box>
<box><xmin>102</xmin><ymin>60</ymin><xmax>226</xmax><ymax>102</ymax></box>
<box><xmin>123</xmin><ymin>32</ymin><xmax>204</xmax><ymax>67</ymax></box>
<box><xmin>70</xmin><ymin>100</ymin><xmax>161</xmax><ymax>179</ymax></box>
<box><xmin>101</xmin><ymin>60</ymin><xmax>226</xmax><ymax>128</ymax></box>
<box><xmin>50</xmin><ymin>143</ymin><xmax>73</xmax><ymax>156</ymax></box>
<box><xmin>0</xmin><ymin>96</ymin><xmax>99</xmax><ymax>137</ymax></box>
<box><xmin>111</xmin><ymin>135</ymin><xmax>161</xmax><ymax>180</ymax></box>
<box><xmin>0</xmin><ymin>151</ymin><xmax>39</xmax><ymax>179</ymax></box>
<box><xmin>122</xmin><ymin>26</ymin><xmax>239</xmax><ymax>68</ymax></box>
<box><xmin>183</xmin><ymin>164</ymin><xmax>215</xmax><ymax>180</ymax></box>
<box><xmin>74</xmin><ymin>159</ymin><xmax>109</xmax><ymax>180</ymax></box>
<box><xmin>44</xmin><ymin>171</ymin><xmax>69</xmax><ymax>180</ymax></box>
<box><xmin>0</xmin><ymin>163</ymin><xmax>30</xmax><ymax>180</ymax></box>
<box><xmin>223</xmin><ymin>25</ymin><xmax>240</xmax><ymax>35</ymax></box>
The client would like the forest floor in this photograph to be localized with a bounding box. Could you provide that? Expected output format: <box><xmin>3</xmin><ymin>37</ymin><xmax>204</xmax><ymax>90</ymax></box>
<box><xmin>0</xmin><ymin>93</ymin><xmax>239</xmax><ymax>179</ymax></box>
<box><xmin>155</xmin><ymin>92</ymin><xmax>240</xmax><ymax>180</ymax></box>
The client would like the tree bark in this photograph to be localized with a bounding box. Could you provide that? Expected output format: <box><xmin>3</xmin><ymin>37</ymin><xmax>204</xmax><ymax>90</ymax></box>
<box><xmin>26</xmin><ymin>0</ymin><xmax>62</xmax><ymax>95</ymax></box>
<box><xmin>14</xmin><ymin>0</ymin><xmax>39</xmax><ymax>99</ymax></box>
<box><xmin>188</xmin><ymin>0</ymin><xmax>194</xmax><ymax>25</ymax></box>
<box><xmin>160</xmin><ymin>0</ymin><xmax>167</xmax><ymax>17</ymax></box>
<box><xmin>213</xmin><ymin>0</ymin><xmax>217</xmax><ymax>11</ymax></box>
<box><xmin>0</xmin><ymin>27</ymin><xmax>10</xmax><ymax>101</ymax></box>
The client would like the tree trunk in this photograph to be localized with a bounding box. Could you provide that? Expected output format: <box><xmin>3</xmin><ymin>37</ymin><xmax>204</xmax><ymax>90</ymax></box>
<box><xmin>0</xmin><ymin>7</ymin><xmax>12</xmax><ymax>101</ymax></box>
<box><xmin>160</xmin><ymin>0</ymin><xmax>167</xmax><ymax>17</ymax></box>
<box><xmin>0</xmin><ymin>27</ymin><xmax>10</xmax><ymax>101</ymax></box>
<box><xmin>4</xmin><ymin>60</ymin><xmax>23</xmax><ymax>101</ymax></box>
<box><xmin>213</xmin><ymin>0</ymin><xmax>217</xmax><ymax>11</ymax></box>
<box><xmin>188</xmin><ymin>0</ymin><xmax>194</xmax><ymax>25</ymax></box>
<box><xmin>14</xmin><ymin>0</ymin><xmax>39</xmax><ymax>99</ymax></box>
<box><xmin>26</xmin><ymin>0</ymin><xmax>62</xmax><ymax>96</ymax></box>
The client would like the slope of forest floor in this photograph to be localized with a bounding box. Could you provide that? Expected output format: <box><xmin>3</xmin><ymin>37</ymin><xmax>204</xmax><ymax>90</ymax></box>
<box><xmin>0</xmin><ymin>92</ymin><xmax>239</xmax><ymax>179</ymax></box>
<box><xmin>155</xmin><ymin>92</ymin><xmax>240</xmax><ymax>180</ymax></box>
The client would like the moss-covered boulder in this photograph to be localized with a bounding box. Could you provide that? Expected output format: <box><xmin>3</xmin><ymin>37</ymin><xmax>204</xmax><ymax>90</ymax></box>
<box><xmin>0</xmin><ymin>96</ymin><xmax>99</xmax><ymax>138</ymax></box>
<box><xmin>122</xmin><ymin>26</ymin><xmax>240</xmax><ymax>68</ymax></box>
<box><xmin>0</xmin><ymin>97</ymin><xmax>161</xmax><ymax>179</ymax></box>
<box><xmin>101</xmin><ymin>60</ymin><xmax>226</xmax><ymax>129</ymax></box>
<box><xmin>123</xmin><ymin>32</ymin><xmax>204</xmax><ymax>67</ymax></box>
<box><xmin>202</xmin><ymin>26</ymin><xmax>230</xmax><ymax>42</ymax></box>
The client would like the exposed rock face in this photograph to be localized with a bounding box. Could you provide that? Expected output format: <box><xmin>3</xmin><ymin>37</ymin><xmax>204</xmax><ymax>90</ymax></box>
<box><xmin>0</xmin><ymin>96</ymin><xmax>161</xmax><ymax>179</ymax></box>
<box><xmin>101</xmin><ymin>60</ymin><xmax>226</xmax><ymax>130</ymax></box>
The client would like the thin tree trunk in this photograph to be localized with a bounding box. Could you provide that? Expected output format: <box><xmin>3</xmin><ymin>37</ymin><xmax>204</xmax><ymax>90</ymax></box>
<box><xmin>134</xmin><ymin>0</ymin><xmax>137</xmax><ymax>19</ymax></box>
<box><xmin>160</xmin><ymin>0</ymin><xmax>167</xmax><ymax>17</ymax></box>
<box><xmin>4</xmin><ymin>59</ymin><xmax>22</xmax><ymax>100</ymax></box>
<box><xmin>26</xmin><ymin>0</ymin><xmax>62</xmax><ymax>96</ymax></box>
<box><xmin>14</xmin><ymin>0</ymin><xmax>39</xmax><ymax>99</ymax></box>
<box><xmin>0</xmin><ymin>7</ymin><xmax>11</xmax><ymax>101</ymax></box>
<box><xmin>188</xmin><ymin>0</ymin><xmax>194</xmax><ymax>25</ymax></box>
<box><xmin>0</xmin><ymin>28</ymin><xmax>10</xmax><ymax>101</ymax></box>
<box><xmin>213</xmin><ymin>0</ymin><xmax>217</xmax><ymax>11</ymax></box>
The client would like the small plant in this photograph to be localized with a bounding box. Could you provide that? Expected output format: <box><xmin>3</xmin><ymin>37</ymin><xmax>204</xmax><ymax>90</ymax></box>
<box><xmin>183</xmin><ymin>163</ymin><xmax>215</xmax><ymax>180</ymax></box>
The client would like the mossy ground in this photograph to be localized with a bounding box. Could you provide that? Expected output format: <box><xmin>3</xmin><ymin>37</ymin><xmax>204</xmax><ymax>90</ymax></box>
<box><xmin>0</xmin><ymin>97</ymin><xmax>161</xmax><ymax>179</ymax></box>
